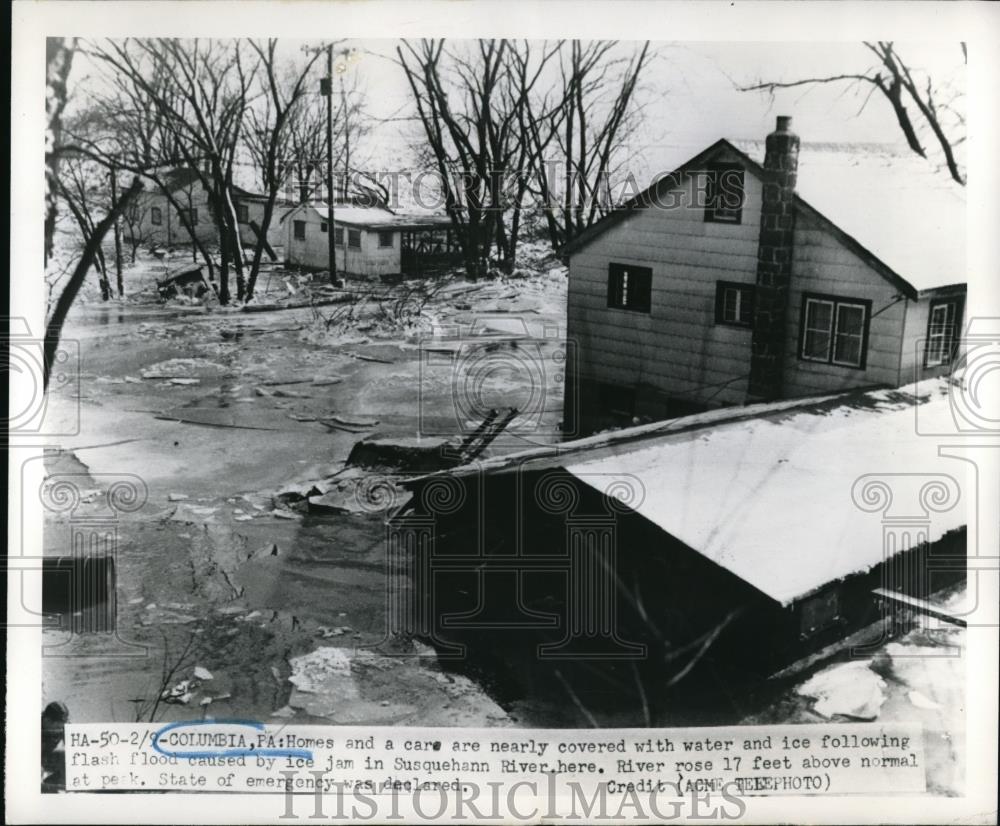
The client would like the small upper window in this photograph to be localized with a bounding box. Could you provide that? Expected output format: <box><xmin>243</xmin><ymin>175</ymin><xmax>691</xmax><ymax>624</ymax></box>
<box><xmin>150</xmin><ymin>206</ymin><xmax>162</xmax><ymax>226</ymax></box>
<box><xmin>715</xmin><ymin>281</ymin><xmax>754</xmax><ymax>327</ymax></box>
<box><xmin>799</xmin><ymin>293</ymin><xmax>870</xmax><ymax>369</ymax></box>
<box><xmin>607</xmin><ymin>263</ymin><xmax>652</xmax><ymax>314</ymax></box>
<box><xmin>320</xmin><ymin>222</ymin><xmax>328</xmax><ymax>233</ymax></box>
<box><xmin>348</xmin><ymin>229</ymin><xmax>362</xmax><ymax>249</ymax></box>
<box><xmin>378</xmin><ymin>231</ymin><xmax>394</xmax><ymax>249</ymax></box>
<box><xmin>705</xmin><ymin>163</ymin><xmax>744</xmax><ymax>224</ymax></box>
<box><xmin>237</xmin><ymin>203</ymin><xmax>250</xmax><ymax>224</ymax></box>
<box><xmin>924</xmin><ymin>298</ymin><xmax>963</xmax><ymax>367</ymax></box>
<box><xmin>293</xmin><ymin>220</ymin><xmax>306</xmax><ymax>241</ymax></box>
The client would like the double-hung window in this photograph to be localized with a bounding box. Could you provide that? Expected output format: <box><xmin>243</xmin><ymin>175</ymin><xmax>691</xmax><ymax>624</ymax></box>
<box><xmin>293</xmin><ymin>220</ymin><xmax>306</xmax><ymax>241</ymax></box>
<box><xmin>799</xmin><ymin>293</ymin><xmax>870</xmax><ymax>369</ymax></box>
<box><xmin>924</xmin><ymin>297</ymin><xmax>963</xmax><ymax>367</ymax></box>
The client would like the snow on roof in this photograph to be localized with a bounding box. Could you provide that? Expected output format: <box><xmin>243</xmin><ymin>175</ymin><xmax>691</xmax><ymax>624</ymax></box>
<box><xmin>732</xmin><ymin>140</ymin><xmax>966</xmax><ymax>294</ymax></box>
<box><xmin>294</xmin><ymin>203</ymin><xmax>452</xmax><ymax>230</ymax></box>
<box><xmin>564</xmin><ymin>138</ymin><xmax>966</xmax><ymax>295</ymax></box>
<box><xmin>412</xmin><ymin>378</ymin><xmax>967</xmax><ymax>606</ymax></box>
<box><xmin>563</xmin><ymin>378</ymin><xmax>967</xmax><ymax>605</ymax></box>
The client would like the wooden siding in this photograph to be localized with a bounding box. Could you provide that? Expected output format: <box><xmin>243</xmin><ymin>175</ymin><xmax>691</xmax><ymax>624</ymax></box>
<box><xmin>898</xmin><ymin>296</ymin><xmax>964</xmax><ymax>384</ymax></box>
<box><xmin>135</xmin><ymin>183</ymin><xmax>215</xmax><ymax>247</ymax></box>
<box><xmin>284</xmin><ymin>207</ymin><xmax>401</xmax><ymax>276</ymax></box>
<box><xmin>566</xmin><ymin>161</ymin><xmax>762</xmax><ymax>409</ymax></box>
<box><xmin>565</xmin><ymin>145</ymin><xmax>924</xmax><ymax>420</ymax></box>
<box><xmin>237</xmin><ymin>200</ymin><xmax>288</xmax><ymax>248</ymax></box>
<box><xmin>782</xmin><ymin>213</ymin><xmax>906</xmax><ymax>397</ymax></box>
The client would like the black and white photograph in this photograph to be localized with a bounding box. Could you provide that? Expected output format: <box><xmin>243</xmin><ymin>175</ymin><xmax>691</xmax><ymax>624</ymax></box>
<box><xmin>7</xmin><ymin>2</ymin><xmax>999</xmax><ymax>823</ymax></box>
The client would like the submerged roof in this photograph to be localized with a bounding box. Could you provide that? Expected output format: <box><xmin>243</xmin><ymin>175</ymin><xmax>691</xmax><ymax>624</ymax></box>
<box><xmin>564</xmin><ymin>138</ymin><xmax>966</xmax><ymax>296</ymax></box>
<box><xmin>411</xmin><ymin>379</ymin><xmax>967</xmax><ymax>606</ymax></box>
<box><xmin>290</xmin><ymin>203</ymin><xmax>452</xmax><ymax>231</ymax></box>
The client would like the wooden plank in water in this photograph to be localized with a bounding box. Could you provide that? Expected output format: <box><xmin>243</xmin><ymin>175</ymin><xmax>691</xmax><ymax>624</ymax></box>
<box><xmin>872</xmin><ymin>587</ymin><xmax>967</xmax><ymax>628</ymax></box>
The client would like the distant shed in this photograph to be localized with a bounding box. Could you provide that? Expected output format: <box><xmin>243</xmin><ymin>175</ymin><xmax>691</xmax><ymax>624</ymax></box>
<box><xmin>284</xmin><ymin>203</ymin><xmax>458</xmax><ymax>278</ymax></box>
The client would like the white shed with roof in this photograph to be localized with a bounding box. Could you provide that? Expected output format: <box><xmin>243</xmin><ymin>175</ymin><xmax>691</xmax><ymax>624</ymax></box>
<box><xmin>284</xmin><ymin>202</ymin><xmax>456</xmax><ymax>278</ymax></box>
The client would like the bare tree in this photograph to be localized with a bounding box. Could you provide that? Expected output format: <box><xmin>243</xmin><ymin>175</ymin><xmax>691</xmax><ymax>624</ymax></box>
<box><xmin>45</xmin><ymin>38</ymin><xmax>76</xmax><ymax>267</ymax></box>
<box><xmin>120</xmin><ymin>198</ymin><xmax>154</xmax><ymax>264</ymax></box>
<box><xmin>740</xmin><ymin>41</ymin><xmax>966</xmax><ymax>186</ymax></box>
<box><xmin>397</xmin><ymin>39</ymin><xmax>560</xmax><ymax>277</ymax></box>
<box><xmin>85</xmin><ymin>38</ymin><xmax>262</xmax><ymax>303</ymax></box>
<box><xmin>54</xmin><ymin>153</ymin><xmax>114</xmax><ymax>300</ymax></box>
<box><xmin>45</xmin><ymin>176</ymin><xmax>143</xmax><ymax>386</ymax></box>
<box><xmin>242</xmin><ymin>39</ymin><xmax>324</xmax><ymax>300</ymax></box>
<box><xmin>523</xmin><ymin>40</ymin><xmax>651</xmax><ymax>249</ymax></box>
<box><xmin>280</xmin><ymin>61</ymin><xmax>377</xmax><ymax>207</ymax></box>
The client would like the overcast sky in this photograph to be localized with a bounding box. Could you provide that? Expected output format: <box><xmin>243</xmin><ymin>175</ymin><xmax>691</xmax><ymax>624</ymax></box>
<box><xmin>70</xmin><ymin>39</ymin><xmax>966</xmax><ymax>188</ymax></box>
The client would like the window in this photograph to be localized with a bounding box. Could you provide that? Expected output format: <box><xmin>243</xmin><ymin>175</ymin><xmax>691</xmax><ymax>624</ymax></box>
<box><xmin>704</xmin><ymin>163</ymin><xmax>745</xmax><ymax>224</ymax></box>
<box><xmin>237</xmin><ymin>204</ymin><xmax>250</xmax><ymax>224</ymax></box>
<box><xmin>800</xmin><ymin>590</ymin><xmax>840</xmax><ymax>638</ymax></box>
<box><xmin>177</xmin><ymin>208</ymin><xmax>198</xmax><ymax>225</ymax></box>
<box><xmin>150</xmin><ymin>206</ymin><xmax>162</xmax><ymax>226</ymax></box>
<box><xmin>335</xmin><ymin>227</ymin><xmax>344</xmax><ymax>247</ymax></box>
<box><xmin>799</xmin><ymin>293</ymin><xmax>871</xmax><ymax>369</ymax></box>
<box><xmin>378</xmin><ymin>231</ymin><xmax>394</xmax><ymax>248</ymax></box>
<box><xmin>293</xmin><ymin>220</ymin><xmax>306</xmax><ymax>241</ymax></box>
<box><xmin>715</xmin><ymin>281</ymin><xmax>754</xmax><ymax>327</ymax></box>
<box><xmin>320</xmin><ymin>222</ymin><xmax>328</xmax><ymax>233</ymax></box>
<box><xmin>348</xmin><ymin>229</ymin><xmax>362</xmax><ymax>249</ymax></box>
<box><xmin>924</xmin><ymin>297</ymin><xmax>963</xmax><ymax>367</ymax></box>
<box><xmin>607</xmin><ymin>263</ymin><xmax>652</xmax><ymax>313</ymax></box>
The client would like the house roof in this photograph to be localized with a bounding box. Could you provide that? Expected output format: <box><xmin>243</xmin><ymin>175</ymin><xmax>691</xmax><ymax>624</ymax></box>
<box><xmin>160</xmin><ymin>167</ymin><xmax>202</xmax><ymax>193</ymax></box>
<box><xmin>404</xmin><ymin>378</ymin><xmax>967</xmax><ymax>606</ymax></box>
<box><xmin>289</xmin><ymin>202</ymin><xmax>453</xmax><ymax>231</ymax></box>
<box><xmin>563</xmin><ymin>138</ymin><xmax>966</xmax><ymax>297</ymax></box>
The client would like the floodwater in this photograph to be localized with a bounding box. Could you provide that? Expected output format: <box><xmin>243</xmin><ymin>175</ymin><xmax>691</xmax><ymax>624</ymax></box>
<box><xmin>39</xmin><ymin>274</ymin><xmax>567</xmax><ymax>728</ymax></box>
<box><xmin>36</xmin><ymin>272</ymin><xmax>967</xmax><ymax>793</ymax></box>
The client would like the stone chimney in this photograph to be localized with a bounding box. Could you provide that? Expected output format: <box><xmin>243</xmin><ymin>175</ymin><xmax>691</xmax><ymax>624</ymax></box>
<box><xmin>748</xmin><ymin>116</ymin><xmax>799</xmax><ymax>401</ymax></box>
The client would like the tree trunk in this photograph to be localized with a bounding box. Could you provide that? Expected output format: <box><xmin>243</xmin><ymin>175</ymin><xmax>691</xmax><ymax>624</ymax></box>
<box><xmin>45</xmin><ymin>177</ymin><xmax>142</xmax><ymax>386</ymax></box>
<box><xmin>95</xmin><ymin>247</ymin><xmax>111</xmax><ymax>301</ymax></box>
<box><xmin>45</xmin><ymin>38</ymin><xmax>75</xmax><ymax>268</ymax></box>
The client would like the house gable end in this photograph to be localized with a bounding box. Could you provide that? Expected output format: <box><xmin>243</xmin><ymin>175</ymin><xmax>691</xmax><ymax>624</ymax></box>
<box><xmin>563</xmin><ymin>138</ymin><xmax>922</xmax><ymax>301</ymax></box>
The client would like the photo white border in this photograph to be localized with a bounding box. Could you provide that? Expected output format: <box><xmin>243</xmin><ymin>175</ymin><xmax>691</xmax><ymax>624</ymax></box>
<box><xmin>8</xmin><ymin>2</ymin><xmax>999</xmax><ymax>823</ymax></box>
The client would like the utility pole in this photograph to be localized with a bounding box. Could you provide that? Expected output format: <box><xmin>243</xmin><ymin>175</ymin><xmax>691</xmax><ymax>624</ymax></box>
<box><xmin>340</xmin><ymin>74</ymin><xmax>350</xmax><ymax>201</ymax></box>
<box><xmin>322</xmin><ymin>44</ymin><xmax>337</xmax><ymax>285</ymax></box>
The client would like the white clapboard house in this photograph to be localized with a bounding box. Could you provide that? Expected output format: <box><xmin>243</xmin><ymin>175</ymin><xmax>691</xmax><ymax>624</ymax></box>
<box><xmin>561</xmin><ymin>117</ymin><xmax>966</xmax><ymax>435</ymax></box>
<box><xmin>284</xmin><ymin>202</ymin><xmax>458</xmax><ymax>279</ymax></box>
